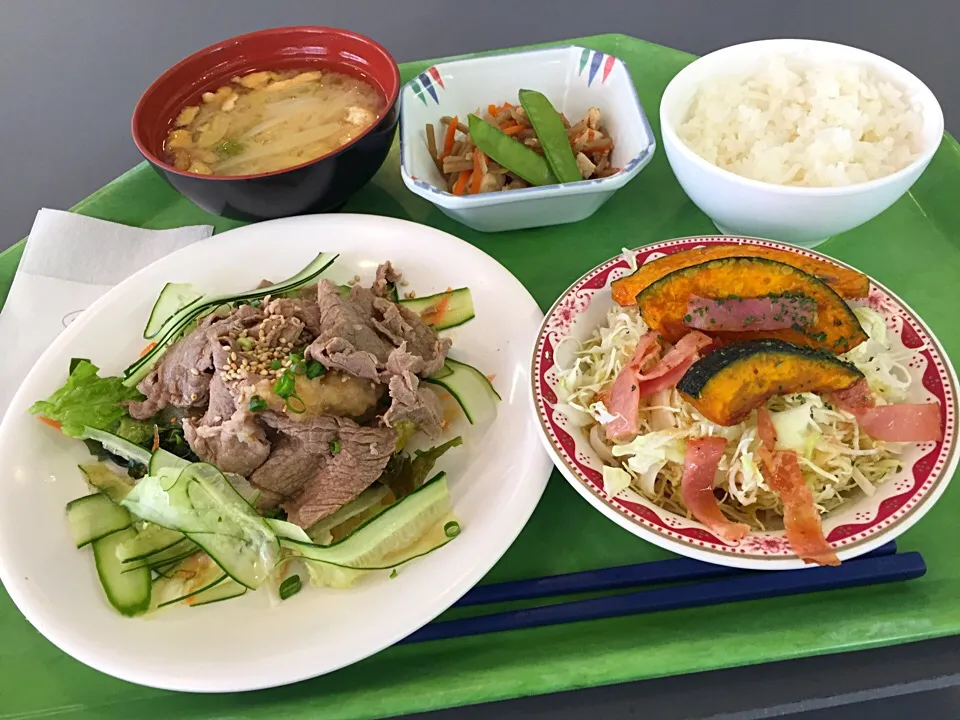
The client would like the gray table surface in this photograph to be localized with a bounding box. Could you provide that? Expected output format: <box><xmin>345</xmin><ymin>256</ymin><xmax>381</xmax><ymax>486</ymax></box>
<box><xmin>2</xmin><ymin>1</ymin><xmax>960</xmax><ymax>718</ymax></box>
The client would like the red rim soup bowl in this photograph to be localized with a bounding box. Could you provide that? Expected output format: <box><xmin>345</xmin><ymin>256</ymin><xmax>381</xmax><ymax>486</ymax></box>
<box><xmin>132</xmin><ymin>26</ymin><xmax>400</xmax><ymax>221</ymax></box>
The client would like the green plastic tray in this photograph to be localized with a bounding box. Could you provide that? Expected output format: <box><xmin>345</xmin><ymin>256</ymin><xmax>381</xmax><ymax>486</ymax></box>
<box><xmin>2</xmin><ymin>33</ymin><xmax>960</xmax><ymax>720</ymax></box>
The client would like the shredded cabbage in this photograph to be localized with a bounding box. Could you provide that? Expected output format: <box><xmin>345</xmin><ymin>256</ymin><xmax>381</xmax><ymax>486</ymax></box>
<box><xmin>559</xmin><ymin>305</ymin><xmax>909</xmax><ymax>528</ymax></box>
<box><xmin>602</xmin><ymin>466</ymin><xmax>632</xmax><ymax>497</ymax></box>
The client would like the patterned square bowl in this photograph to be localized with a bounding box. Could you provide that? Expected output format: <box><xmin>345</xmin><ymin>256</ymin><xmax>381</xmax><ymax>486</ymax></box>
<box><xmin>399</xmin><ymin>46</ymin><xmax>656</xmax><ymax>232</ymax></box>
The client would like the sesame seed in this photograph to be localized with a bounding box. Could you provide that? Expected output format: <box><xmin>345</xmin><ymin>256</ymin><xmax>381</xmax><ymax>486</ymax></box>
<box><xmin>400</xmin><ymin>280</ymin><xmax>409</xmax><ymax>287</ymax></box>
<box><xmin>260</xmin><ymin>370</ymin><xmax>268</xmax><ymax>376</ymax></box>
<box><xmin>341</xmin><ymin>376</ymin><xmax>349</xmax><ymax>383</ymax></box>
<box><xmin>230</xmin><ymin>352</ymin><xmax>237</xmax><ymax>361</ymax></box>
<box><xmin>354</xmin><ymin>275</ymin><xmax>361</xmax><ymax>282</ymax></box>
<box><xmin>190</xmin><ymin>368</ymin><xmax>200</xmax><ymax>376</ymax></box>
<box><xmin>214</xmin><ymin>416</ymin><xmax>222</xmax><ymax>423</ymax></box>
<box><xmin>190</xmin><ymin>393</ymin><xmax>198</xmax><ymax>401</ymax></box>
<box><xmin>220</xmin><ymin>372</ymin><xmax>228</xmax><ymax>381</ymax></box>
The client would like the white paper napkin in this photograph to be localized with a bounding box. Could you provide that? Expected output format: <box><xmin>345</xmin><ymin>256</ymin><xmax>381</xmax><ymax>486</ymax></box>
<box><xmin>0</xmin><ymin>209</ymin><xmax>214</xmax><ymax>417</ymax></box>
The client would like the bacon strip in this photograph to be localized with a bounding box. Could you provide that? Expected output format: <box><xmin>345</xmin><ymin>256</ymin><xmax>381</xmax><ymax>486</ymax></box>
<box><xmin>686</xmin><ymin>295</ymin><xmax>817</xmax><ymax>332</ymax></box>
<box><xmin>636</xmin><ymin>330</ymin><xmax>714</xmax><ymax>396</ymax></box>
<box><xmin>604</xmin><ymin>333</ymin><xmax>661</xmax><ymax>439</ymax></box>
<box><xmin>756</xmin><ymin>407</ymin><xmax>839</xmax><ymax>566</ymax></box>
<box><xmin>828</xmin><ymin>379</ymin><xmax>943</xmax><ymax>443</ymax></box>
<box><xmin>605</xmin><ymin>332</ymin><xmax>713</xmax><ymax>440</ymax></box>
<box><xmin>680</xmin><ymin>436</ymin><xmax>750</xmax><ymax>542</ymax></box>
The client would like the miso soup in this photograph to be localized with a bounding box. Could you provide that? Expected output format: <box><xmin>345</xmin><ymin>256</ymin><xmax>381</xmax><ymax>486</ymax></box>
<box><xmin>164</xmin><ymin>69</ymin><xmax>384</xmax><ymax>176</ymax></box>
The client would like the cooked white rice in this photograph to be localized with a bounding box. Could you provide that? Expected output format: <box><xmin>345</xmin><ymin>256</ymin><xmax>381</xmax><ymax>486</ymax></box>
<box><xmin>677</xmin><ymin>55</ymin><xmax>924</xmax><ymax>187</ymax></box>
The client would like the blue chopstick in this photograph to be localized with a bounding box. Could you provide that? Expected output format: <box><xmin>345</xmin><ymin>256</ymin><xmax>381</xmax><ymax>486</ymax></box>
<box><xmin>454</xmin><ymin>540</ymin><xmax>898</xmax><ymax>608</ymax></box>
<box><xmin>403</xmin><ymin>547</ymin><xmax>922</xmax><ymax>644</ymax></box>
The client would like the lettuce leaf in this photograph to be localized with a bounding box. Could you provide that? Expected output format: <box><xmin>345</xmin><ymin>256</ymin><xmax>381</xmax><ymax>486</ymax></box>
<box><xmin>29</xmin><ymin>360</ymin><xmax>143</xmax><ymax>437</ymax></box>
<box><xmin>381</xmin><ymin>436</ymin><xmax>463</xmax><ymax>498</ymax></box>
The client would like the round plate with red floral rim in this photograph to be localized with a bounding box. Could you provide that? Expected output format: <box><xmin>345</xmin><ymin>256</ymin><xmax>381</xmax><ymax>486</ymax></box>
<box><xmin>531</xmin><ymin>235</ymin><xmax>958</xmax><ymax>570</ymax></box>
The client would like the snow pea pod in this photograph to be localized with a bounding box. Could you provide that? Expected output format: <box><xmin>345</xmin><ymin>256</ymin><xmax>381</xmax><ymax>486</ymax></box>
<box><xmin>518</xmin><ymin>89</ymin><xmax>581</xmax><ymax>183</ymax></box>
<box><xmin>467</xmin><ymin>114</ymin><xmax>556</xmax><ymax>187</ymax></box>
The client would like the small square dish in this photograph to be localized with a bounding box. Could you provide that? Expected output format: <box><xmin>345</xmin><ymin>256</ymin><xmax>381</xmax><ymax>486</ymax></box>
<box><xmin>399</xmin><ymin>46</ymin><xmax>656</xmax><ymax>232</ymax></box>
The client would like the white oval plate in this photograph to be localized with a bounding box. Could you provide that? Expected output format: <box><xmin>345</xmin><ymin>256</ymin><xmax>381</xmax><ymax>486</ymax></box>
<box><xmin>531</xmin><ymin>236</ymin><xmax>958</xmax><ymax>570</ymax></box>
<box><xmin>0</xmin><ymin>214</ymin><xmax>551</xmax><ymax>692</ymax></box>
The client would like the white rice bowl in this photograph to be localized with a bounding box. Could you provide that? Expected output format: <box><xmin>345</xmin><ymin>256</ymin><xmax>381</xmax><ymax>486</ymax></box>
<box><xmin>677</xmin><ymin>55</ymin><xmax>924</xmax><ymax>187</ymax></box>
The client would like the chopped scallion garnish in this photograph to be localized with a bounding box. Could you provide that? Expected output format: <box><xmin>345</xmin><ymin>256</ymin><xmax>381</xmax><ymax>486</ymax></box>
<box><xmin>279</xmin><ymin>575</ymin><xmax>302</xmax><ymax>600</ymax></box>
<box><xmin>248</xmin><ymin>395</ymin><xmax>267</xmax><ymax>413</ymax></box>
<box><xmin>273</xmin><ymin>371</ymin><xmax>296</xmax><ymax>398</ymax></box>
<box><xmin>305</xmin><ymin>359</ymin><xmax>326</xmax><ymax>379</ymax></box>
<box><xmin>286</xmin><ymin>394</ymin><xmax>306</xmax><ymax>414</ymax></box>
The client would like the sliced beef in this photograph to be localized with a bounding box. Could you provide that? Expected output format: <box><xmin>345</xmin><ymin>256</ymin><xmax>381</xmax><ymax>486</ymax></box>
<box><xmin>284</xmin><ymin>420</ymin><xmax>397</xmax><ymax>528</ymax></box>
<box><xmin>250</xmin><ymin>411</ymin><xmax>397</xmax><ymax>527</ymax></box>
<box><xmin>305</xmin><ymin>281</ymin><xmax>395</xmax><ymax>381</ymax></box>
<box><xmin>381</xmin><ymin>343</ymin><xmax>444</xmax><ymax>437</ymax></box>
<box><xmin>313</xmin><ymin>339</ymin><xmax>381</xmax><ymax>381</ymax></box>
<box><xmin>372</xmin><ymin>261</ymin><xmax>401</xmax><ymax>298</ymax></box>
<box><xmin>183</xmin><ymin>407</ymin><xmax>271</xmax><ymax>476</ymax></box>
<box><xmin>250</xmin><ymin>414</ymin><xmax>340</xmax><ymax>504</ymax></box>
<box><xmin>383</xmin><ymin>373</ymin><xmax>444</xmax><ymax>438</ymax></box>
<box><xmin>265</xmin><ymin>297</ymin><xmax>323</xmax><ymax>337</ymax></box>
<box><xmin>305</xmin><ymin>281</ymin><xmax>451</xmax><ymax>383</ymax></box>
<box><xmin>374</xmin><ymin>308</ymin><xmax>451</xmax><ymax>378</ymax></box>
<box><xmin>202</xmin><ymin>373</ymin><xmax>236</xmax><ymax>425</ymax></box>
<box><xmin>127</xmin><ymin>305</ymin><xmax>263</xmax><ymax>420</ymax></box>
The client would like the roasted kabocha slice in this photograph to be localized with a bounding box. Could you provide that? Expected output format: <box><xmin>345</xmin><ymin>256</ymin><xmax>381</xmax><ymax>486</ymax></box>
<box><xmin>676</xmin><ymin>338</ymin><xmax>864</xmax><ymax>426</ymax></box>
<box><xmin>612</xmin><ymin>244</ymin><xmax>869</xmax><ymax>305</ymax></box>
<box><xmin>635</xmin><ymin>256</ymin><xmax>868</xmax><ymax>353</ymax></box>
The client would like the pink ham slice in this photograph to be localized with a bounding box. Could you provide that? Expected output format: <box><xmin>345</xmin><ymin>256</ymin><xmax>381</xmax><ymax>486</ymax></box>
<box><xmin>756</xmin><ymin>407</ymin><xmax>840</xmax><ymax>566</ymax></box>
<box><xmin>827</xmin><ymin>379</ymin><xmax>942</xmax><ymax>443</ymax></box>
<box><xmin>604</xmin><ymin>331</ymin><xmax>713</xmax><ymax>440</ymax></box>
<box><xmin>680</xmin><ymin>436</ymin><xmax>750</xmax><ymax>542</ymax></box>
<box><xmin>685</xmin><ymin>295</ymin><xmax>817</xmax><ymax>332</ymax></box>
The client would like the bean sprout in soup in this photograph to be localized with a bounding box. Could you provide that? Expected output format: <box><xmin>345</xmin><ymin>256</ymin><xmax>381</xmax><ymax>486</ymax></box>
<box><xmin>163</xmin><ymin>69</ymin><xmax>384</xmax><ymax>176</ymax></box>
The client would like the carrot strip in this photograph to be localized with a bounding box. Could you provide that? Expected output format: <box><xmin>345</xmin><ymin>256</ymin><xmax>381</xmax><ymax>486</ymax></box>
<box><xmin>152</xmin><ymin>424</ymin><xmax>161</xmax><ymax>452</ymax></box>
<box><xmin>140</xmin><ymin>341</ymin><xmax>157</xmax><ymax>358</ymax></box>
<box><xmin>470</xmin><ymin>152</ymin><xmax>484</xmax><ymax>194</ymax></box>
<box><xmin>440</xmin><ymin>115</ymin><xmax>458</xmax><ymax>160</ymax></box>
<box><xmin>37</xmin><ymin>417</ymin><xmax>62</xmax><ymax>431</ymax></box>
<box><xmin>452</xmin><ymin>170</ymin><xmax>471</xmax><ymax>195</ymax></box>
<box><xmin>488</xmin><ymin>104</ymin><xmax>500</xmax><ymax>118</ymax></box>
<box><xmin>422</xmin><ymin>292</ymin><xmax>454</xmax><ymax>326</ymax></box>
<box><xmin>501</xmin><ymin>123</ymin><xmax>524</xmax><ymax>136</ymax></box>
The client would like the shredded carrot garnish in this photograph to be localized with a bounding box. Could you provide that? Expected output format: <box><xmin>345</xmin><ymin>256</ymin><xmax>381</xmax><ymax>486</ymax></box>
<box><xmin>486</xmin><ymin>374</ymin><xmax>497</xmax><ymax>383</ymax></box>
<box><xmin>500</xmin><ymin>102</ymin><xmax>513</xmax><ymax>112</ymax></box>
<box><xmin>452</xmin><ymin>170</ymin><xmax>471</xmax><ymax>195</ymax></box>
<box><xmin>140</xmin><ymin>341</ymin><xmax>157</xmax><ymax>358</ymax></box>
<box><xmin>422</xmin><ymin>291</ymin><xmax>453</xmax><ymax>326</ymax></box>
<box><xmin>440</xmin><ymin>115</ymin><xmax>458</xmax><ymax>160</ymax></box>
<box><xmin>488</xmin><ymin>103</ymin><xmax>500</xmax><ymax>118</ymax></box>
<box><xmin>501</xmin><ymin>123</ymin><xmax>524</xmax><ymax>136</ymax></box>
<box><xmin>37</xmin><ymin>417</ymin><xmax>62</xmax><ymax>431</ymax></box>
<box><xmin>470</xmin><ymin>152</ymin><xmax>484</xmax><ymax>194</ymax></box>
<box><xmin>152</xmin><ymin>424</ymin><xmax>161</xmax><ymax>452</ymax></box>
